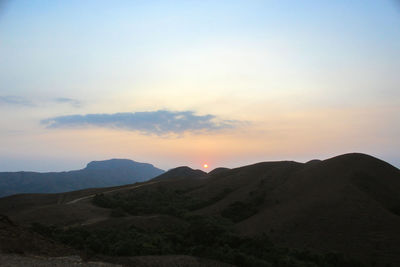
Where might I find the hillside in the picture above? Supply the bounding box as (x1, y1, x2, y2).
(0, 214, 224, 267)
(192, 153, 400, 265)
(152, 166, 207, 181)
(0, 153, 399, 266)
(0, 159, 164, 197)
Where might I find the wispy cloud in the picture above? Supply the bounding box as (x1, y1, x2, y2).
(0, 96, 83, 108)
(0, 96, 34, 106)
(41, 110, 240, 135)
(53, 97, 82, 107)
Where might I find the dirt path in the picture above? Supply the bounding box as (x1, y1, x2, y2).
(66, 181, 158, 205)
(0, 254, 121, 267)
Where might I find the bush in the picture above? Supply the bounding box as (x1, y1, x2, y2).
(110, 207, 126, 217)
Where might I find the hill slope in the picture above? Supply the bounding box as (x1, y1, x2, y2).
(1, 153, 399, 266)
(0, 159, 164, 197)
(152, 166, 206, 181)
(190, 153, 400, 265)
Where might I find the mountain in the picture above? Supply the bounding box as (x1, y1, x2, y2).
(152, 166, 206, 181)
(0, 153, 399, 266)
(0, 159, 164, 197)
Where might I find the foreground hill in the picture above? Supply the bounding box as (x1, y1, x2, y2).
(0, 214, 73, 256)
(0, 159, 164, 197)
(192, 153, 400, 265)
(0, 153, 399, 266)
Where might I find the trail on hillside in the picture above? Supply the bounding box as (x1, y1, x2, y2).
(66, 182, 159, 205)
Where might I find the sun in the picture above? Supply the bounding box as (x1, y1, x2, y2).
(203, 163, 208, 169)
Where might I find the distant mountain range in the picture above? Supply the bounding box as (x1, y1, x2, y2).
(0, 159, 164, 197)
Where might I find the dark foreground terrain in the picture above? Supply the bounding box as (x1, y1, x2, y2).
(0, 153, 399, 266)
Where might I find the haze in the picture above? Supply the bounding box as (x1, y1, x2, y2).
(0, 0, 399, 171)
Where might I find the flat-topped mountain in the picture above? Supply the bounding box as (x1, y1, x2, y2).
(86, 159, 156, 171)
(0, 159, 164, 197)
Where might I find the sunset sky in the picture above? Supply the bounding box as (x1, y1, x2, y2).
(1, 0, 399, 171)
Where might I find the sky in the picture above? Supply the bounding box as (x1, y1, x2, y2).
(0, 0, 399, 172)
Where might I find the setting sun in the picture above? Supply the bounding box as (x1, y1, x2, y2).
(203, 164, 208, 169)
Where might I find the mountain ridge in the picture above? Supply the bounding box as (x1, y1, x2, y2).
(0, 159, 164, 197)
(152, 166, 206, 181)
(85, 158, 158, 171)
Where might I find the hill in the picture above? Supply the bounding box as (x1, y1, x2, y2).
(152, 166, 206, 181)
(193, 153, 400, 265)
(0, 153, 399, 266)
(0, 159, 164, 197)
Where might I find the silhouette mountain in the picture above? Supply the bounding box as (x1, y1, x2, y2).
(153, 166, 206, 181)
(0, 159, 164, 197)
(208, 167, 230, 176)
(1, 153, 399, 266)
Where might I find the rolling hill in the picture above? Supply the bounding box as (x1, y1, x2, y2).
(0, 159, 164, 197)
(0, 153, 399, 266)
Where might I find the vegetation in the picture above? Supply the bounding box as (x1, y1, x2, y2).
(30, 185, 365, 267)
(390, 205, 400, 216)
(221, 186, 266, 222)
(31, 216, 364, 267)
(92, 185, 232, 218)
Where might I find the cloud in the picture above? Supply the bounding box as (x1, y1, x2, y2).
(0, 96, 34, 106)
(53, 97, 82, 107)
(41, 110, 240, 135)
(0, 96, 82, 108)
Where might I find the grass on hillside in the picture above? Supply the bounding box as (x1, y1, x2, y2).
(30, 185, 367, 267)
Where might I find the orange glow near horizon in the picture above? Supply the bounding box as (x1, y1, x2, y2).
(203, 164, 208, 169)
